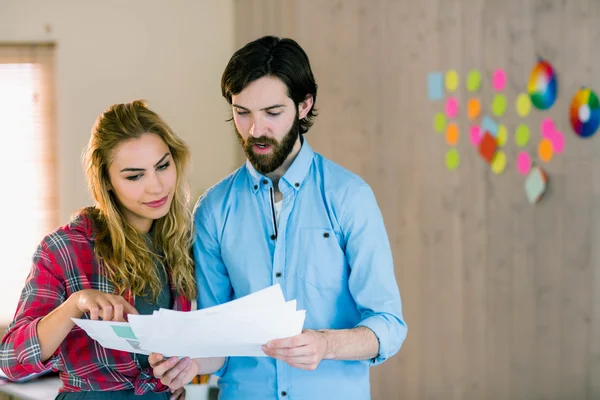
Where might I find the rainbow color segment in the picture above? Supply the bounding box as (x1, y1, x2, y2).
(569, 88, 600, 138)
(527, 60, 558, 110)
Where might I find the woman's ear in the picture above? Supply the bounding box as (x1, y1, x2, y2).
(298, 95, 314, 120)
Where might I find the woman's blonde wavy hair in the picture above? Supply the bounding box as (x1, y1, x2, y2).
(82, 99, 196, 301)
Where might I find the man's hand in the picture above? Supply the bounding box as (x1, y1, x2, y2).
(149, 353, 199, 392)
(262, 329, 331, 370)
(169, 387, 186, 400)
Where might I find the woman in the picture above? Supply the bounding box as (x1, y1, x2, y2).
(0, 100, 199, 399)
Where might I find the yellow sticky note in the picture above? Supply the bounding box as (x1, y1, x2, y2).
(497, 124, 508, 147)
(491, 151, 507, 174)
(516, 93, 532, 117)
(445, 69, 459, 92)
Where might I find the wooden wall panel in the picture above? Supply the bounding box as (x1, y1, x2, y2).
(232, 0, 600, 398)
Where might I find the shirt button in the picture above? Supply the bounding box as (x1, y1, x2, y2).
(270, 234, 276, 240)
(262, 179, 268, 185)
(323, 232, 330, 238)
(281, 391, 287, 397)
(294, 182, 300, 187)
(275, 272, 282, 278)
(253, 185, 258, 190)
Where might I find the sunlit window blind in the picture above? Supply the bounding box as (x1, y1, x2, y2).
(0, 45, 57, 326)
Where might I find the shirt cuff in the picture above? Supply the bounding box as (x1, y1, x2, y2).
(15, 317, 57, 374)
(356, 316, 390, 367)
(213, 357, 229, 377)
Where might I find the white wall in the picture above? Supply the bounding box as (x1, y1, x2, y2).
(0, 0, 238, 324)
(0, 0, 238, 223)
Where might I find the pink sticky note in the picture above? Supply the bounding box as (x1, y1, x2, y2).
(445, 96, 459, 119)
(552, 130, 565, 154)
(540, 118, 555, 138)
(516, 151, 532, 176)
(470, 125, 482, 146)
(492, 69, 506, 91)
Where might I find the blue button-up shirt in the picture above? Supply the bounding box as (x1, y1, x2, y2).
(192, 139, 407, 399)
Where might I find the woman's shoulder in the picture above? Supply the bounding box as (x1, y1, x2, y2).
(38, 207, 98, 251)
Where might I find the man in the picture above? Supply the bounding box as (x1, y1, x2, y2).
(150, 35, 407, 399)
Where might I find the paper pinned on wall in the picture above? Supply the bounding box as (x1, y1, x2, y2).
(434, 112, 446, 133)
(466, 69, 482, 92)
(470, 125, 482, 146)
(515, 124, 531, 148)
(492, 68, 507, 91)
(538, 138, 553, 162)
(496, 125, 508, 147)
(427, 72, 444, 100)
(516, 93, 532, 117)
(445, 96, 459, 118)
(491, 94, 507, 117)
(491, 151, 507, 174)
(481, 116, 499, 137)
(445, 69, 459, 92)
(516, 151, 532, 176)
(524, 166, 548, 204)
(445, 148, 460, 170)
(467, 98, 481, 120)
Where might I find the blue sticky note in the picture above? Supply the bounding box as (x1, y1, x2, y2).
(427, 72, 444, 100)
(482, 116, 499, 137)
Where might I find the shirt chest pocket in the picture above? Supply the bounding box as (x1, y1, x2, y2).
(297, 227, 347, 288)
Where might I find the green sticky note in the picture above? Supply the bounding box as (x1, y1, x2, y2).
(112, 325, 137, 340)
(515, 124, 530, 148)
(466, 69, 482, 92)
(524, 166, 548, 204)
(491, 94, 507, 117)
(445, 148, 460, 170)
(434, 112, 446, 133)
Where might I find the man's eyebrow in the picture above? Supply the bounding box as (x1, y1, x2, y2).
(232, 104, 287, 111)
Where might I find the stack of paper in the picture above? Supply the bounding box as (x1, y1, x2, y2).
(71, 284, 305, 358)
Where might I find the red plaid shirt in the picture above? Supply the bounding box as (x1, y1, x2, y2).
(0, 211, 193, 394)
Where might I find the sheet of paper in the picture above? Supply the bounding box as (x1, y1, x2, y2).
(72, 284, 306, 359)
(71, 319, 151, 355)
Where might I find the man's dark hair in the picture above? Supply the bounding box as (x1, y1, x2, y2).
(221, 35, 318, 134)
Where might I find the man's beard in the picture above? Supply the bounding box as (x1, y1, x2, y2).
(235, 114, 301, 175)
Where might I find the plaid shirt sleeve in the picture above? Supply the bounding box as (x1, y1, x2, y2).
(0, 242, 64, 380)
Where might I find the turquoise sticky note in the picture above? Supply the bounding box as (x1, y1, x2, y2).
(427, 72, 444, 100)
(111, 325, 137, 340)
(524, 166, 548, 204)
(482, 116, 499, 137)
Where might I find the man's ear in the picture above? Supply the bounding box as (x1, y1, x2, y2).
(298, 95, 314, 120)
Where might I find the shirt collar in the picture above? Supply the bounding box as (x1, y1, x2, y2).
(246, 137, 314, 193)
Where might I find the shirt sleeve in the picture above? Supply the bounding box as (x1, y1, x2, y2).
(192, 196, 233, 377)
(0, 243, 64, 380)
(340, 183, 408, 366)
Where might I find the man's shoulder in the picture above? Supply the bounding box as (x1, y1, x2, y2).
(193, 166, 246, 215)
(313, 152, 370, 192)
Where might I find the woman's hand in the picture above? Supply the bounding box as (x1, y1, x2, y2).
(71, 289, 138, 321)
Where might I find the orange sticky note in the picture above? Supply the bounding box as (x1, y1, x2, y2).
(446, 123, 459, 145)
(467, 98, 481, 121)
(538, 138, 553, 162)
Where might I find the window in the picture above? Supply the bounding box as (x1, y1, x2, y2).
(0, 44, 57, 325)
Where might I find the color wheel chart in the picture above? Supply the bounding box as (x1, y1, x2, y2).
(427, 58, 599, 205)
